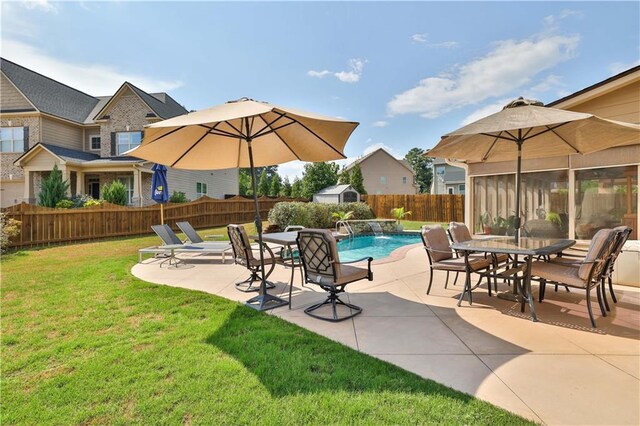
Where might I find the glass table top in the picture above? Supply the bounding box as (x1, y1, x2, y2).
(450, 237, 576, 256)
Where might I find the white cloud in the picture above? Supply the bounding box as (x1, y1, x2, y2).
(307, 70, 332, 78)
(278, 161, 306, 181)
(527, 74, 564, 94)
(411, 33, 458, 48)
(387, 33, 580, 118)
(411, 33, 428, 43)
(608, 59, 640, 76)
(2, 39, 184, 95)
(21, 0, 58, 13)
(307, 58, 366, 84)
(460, 98, 511, 126)
(372, 120, 389, 127)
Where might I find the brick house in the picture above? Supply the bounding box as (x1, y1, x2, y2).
(344, 148, 418, 195)
(0, 58, 238, 207)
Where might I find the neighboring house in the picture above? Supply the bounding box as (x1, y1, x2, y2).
(0, 58, 238, 207)
(345, 148, 418, 195)
(462, 66, 639, 285)
(431, 157, 466, 195)
(313, 184, 360, 203)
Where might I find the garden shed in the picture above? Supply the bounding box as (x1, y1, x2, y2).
(313, 184, 360, 204)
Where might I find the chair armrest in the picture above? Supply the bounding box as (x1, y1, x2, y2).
(548, 258, 604, 266)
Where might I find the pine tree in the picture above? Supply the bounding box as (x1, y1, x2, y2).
(269, 173, 282, 196)
(38, 164, 70, 207)
(349, 163, 366, 194)
(338, 166, 351, 185)
(257, 169, 270, 196)
(280, 176, 292, 197)
(291, 177, 303, 198)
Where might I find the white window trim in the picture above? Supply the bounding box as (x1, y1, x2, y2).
(0, 127, 25, 153)
(116, 131, 142, 156)
(196, 182, 208, 198)
(89, 135, 101, 151)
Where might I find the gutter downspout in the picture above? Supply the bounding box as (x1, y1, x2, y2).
(444, 159, 470, 227)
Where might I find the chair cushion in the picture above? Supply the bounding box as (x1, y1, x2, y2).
(578, 228, 613, 280)
(335, 264, 370, 285)
(421, 225, 452, 261)
(433, 256, 491, 271)
(449, 222, 472, 243)
(531, 261, 586, 288)
(248, 252, 274, 267)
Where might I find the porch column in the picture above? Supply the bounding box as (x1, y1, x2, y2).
(23, 170, 31, 203)
(76, 171, 85, 196)
(60, 166, 72, 197)
(132, 168, 142, 206)
(568, 168, 576, 240)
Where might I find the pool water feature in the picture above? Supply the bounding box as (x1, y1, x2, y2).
(337, 233, 422, 262)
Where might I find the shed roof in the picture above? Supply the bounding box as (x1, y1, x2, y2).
(315, 184, 356, 195)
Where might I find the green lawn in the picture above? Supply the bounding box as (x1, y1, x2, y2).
(1, 226, 531, 425)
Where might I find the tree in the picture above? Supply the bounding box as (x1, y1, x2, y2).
(38, 164, 70, 207)
(349, 163, 366, 194)
(102, 180, 128, 205)
(290, 177, 303, 198)
(280, 176, 292, 197)
(238, 169, 252, 196)
(269, 173, 282, 197)
(257, 169, 270, 196)
(405, 147, 433, 193)
(338, 166, 351, 185)
(300, 162, 339, 199)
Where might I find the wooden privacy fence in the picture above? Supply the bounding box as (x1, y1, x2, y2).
(2, 196, 303, 248)
(362, 194, 464, 223)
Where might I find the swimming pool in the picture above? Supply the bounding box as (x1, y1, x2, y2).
(337, 233, 422, 262)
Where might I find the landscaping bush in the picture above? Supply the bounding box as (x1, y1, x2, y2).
(169, 191, 189, 203)
(38, 165, 70, 208)
(55, 199, 74, 209)
(83, 198, 103, 207)
(70, 194, 100, 208)
(102, 181, 128, 206)
(268, 201, 374, 230)
(0, 212, 20, 252)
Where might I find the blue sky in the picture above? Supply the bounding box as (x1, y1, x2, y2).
(2, 1, 639, 179)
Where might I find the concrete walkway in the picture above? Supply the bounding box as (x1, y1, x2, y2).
(132, 245, 640, 425)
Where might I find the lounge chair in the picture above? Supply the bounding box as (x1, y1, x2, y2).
(420, 225, 493, 304)
(531, 228, 617, 327)
(296, 229, 372, 322)
(148, 224, 232, 264)
(177, 221, 219, 244)
(227, 224, 276, 292)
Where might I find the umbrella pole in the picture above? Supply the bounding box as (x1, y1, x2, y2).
(514, 134, 523, 244)
(244, 138, 288, 311)
(160, 204, 164, 225)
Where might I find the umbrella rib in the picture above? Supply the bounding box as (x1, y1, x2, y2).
(271, 125, 302, 161)
(196, 124, 243, 139)
(142, 126, 186, 146)
(545, 125, 580, 153)
(481, 132, 502, 161)
(169, 127, 213, 168)
(523, 122, 569, 140)
(253, 121, 297, 138)
(287, 118, 347, 159)
(479, 132, 517, 142)
(251, 112, 288, 138)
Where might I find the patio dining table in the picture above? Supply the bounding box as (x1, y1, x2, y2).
(450, 237, 575, 322)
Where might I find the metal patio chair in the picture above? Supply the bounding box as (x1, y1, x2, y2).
(227, 224, 276, 293)
(296, 229, 372, 322)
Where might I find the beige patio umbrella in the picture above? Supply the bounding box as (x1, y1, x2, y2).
(428, 97, 640, 242)
(128, 97, 359, 311)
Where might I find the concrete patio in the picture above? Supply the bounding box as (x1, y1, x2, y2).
(132, 245, 640, 425)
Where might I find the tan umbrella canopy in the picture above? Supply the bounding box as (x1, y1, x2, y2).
(128, 97, 359, 311)
(428, 97, 640, 241)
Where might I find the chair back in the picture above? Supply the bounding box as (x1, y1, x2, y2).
(448, 222, 472, 243)
(296, 229, 340, 283)
(606, 226, 633, 274)
(176, 221, 204, 243)
(227, 224, 255, 266)
(420, 225, 452, 262)
(151, 224, 183, 245)
(578, 228, 616, 281)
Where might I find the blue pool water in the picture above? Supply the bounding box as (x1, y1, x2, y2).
(337, 234, 422, 262)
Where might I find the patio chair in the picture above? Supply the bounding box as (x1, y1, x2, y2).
(153, 223, 231, 250)
(296, 229, 372, 322)
(420, 225, 493, 304)
(150, 224, 231, 264)
(177, 221, 215, 244)
(227, 224, 276, 292)
(448, 222, 510, 290)
(552, 226, 632, 310)
(530, 228, 617, 327)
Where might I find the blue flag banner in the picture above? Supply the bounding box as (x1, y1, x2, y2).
(151, 163, 169, 204)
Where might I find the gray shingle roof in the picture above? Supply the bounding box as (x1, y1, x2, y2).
(316, 184, 354, 195)
(126, 83, 187, 119)
(1, 57, 99, 123)
(38, 143, 142, 164)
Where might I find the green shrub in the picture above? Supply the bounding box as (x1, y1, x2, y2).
(84, 199, 102, 207)
(102, 181, 128, 206)
(169, 191, 188, 203)
(38, 165, 70, 208)
(0, 212, 21, 252)
(268, 202, 374, 230)
(55, 199, 74, 209)
(546, 212, 562, 227)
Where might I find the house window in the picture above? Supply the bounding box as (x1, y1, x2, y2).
(448, 187, 455, 195)
(116, 131, 142, 155)
(458, 184, 466, 195)
(574, 165, 637, 240)
(380, 176, 387, 184)
(0, 127, 24, 153)
(402, 176, 407, 184)
(436, 165, 445, 175)
(196, 182, 208, 198)
(89, 135, 101, 151)
(116, 175, 134, 205)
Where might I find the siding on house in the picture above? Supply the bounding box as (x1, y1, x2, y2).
(560, 80, 640, 123)
(41, 117, 83, 151)
(84, 127, 101, 152)
(0, 181, 22, 207)
(166, 168, 239, 200)
(0, 73, 33, 110)
(351, 149, 417, 195)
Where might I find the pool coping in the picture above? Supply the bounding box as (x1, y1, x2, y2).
(339, 231, 423, 265)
